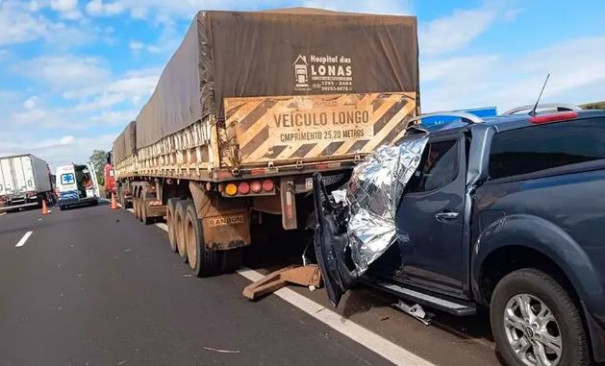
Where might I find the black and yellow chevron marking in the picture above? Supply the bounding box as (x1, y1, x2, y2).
(224, 92, 417, 165)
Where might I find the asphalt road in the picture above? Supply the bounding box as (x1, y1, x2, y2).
(0, 204, 500, 366)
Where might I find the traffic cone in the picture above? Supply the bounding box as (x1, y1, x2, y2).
(41, 200, 49, 215)
(111, 192, 118, 210)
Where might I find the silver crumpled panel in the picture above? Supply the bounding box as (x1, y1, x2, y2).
(332, 133, 429, 273)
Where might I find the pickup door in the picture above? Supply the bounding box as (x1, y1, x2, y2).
(314, 132, 469, 307)
(389, 133, 468, 298)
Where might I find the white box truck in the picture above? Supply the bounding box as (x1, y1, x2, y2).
(0, 154, 53, 212)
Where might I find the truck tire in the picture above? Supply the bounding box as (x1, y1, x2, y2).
(490, 268, 589, 366)
(220, 248, 243, 273)
(133, 198, 140, 219)
(184, 202, 220, 277)
(166, 198, 178, 252)
(141, 200, 152, 225)
(137, 198, 142, 218)
(118, 187, 127, 209)
(175, 200, 189, 262)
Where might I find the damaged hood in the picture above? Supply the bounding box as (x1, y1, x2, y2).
(313, 131, 429, 307)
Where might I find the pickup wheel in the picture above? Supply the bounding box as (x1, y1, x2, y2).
(174, 200, 189, 262)
(166, 198, 178, 252)
(184, 203, 220, 277)
(490, 268, 589, 366)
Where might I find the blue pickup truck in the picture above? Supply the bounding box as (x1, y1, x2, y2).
(314, 104, 605, 366)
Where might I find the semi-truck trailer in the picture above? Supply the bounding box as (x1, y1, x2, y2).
(113, 8, 420, 276)
(0, 154, 54, 212)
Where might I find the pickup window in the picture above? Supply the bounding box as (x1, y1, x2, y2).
(407, 140, 458, 192)
(489, 118, 605, 179)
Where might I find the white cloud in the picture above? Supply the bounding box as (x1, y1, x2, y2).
(420, 36, 605, 112)
(28, 0, 41, 12)
(129, 40, 144, 52)
(85, 0, 103, 15)
(130, 6, 146, 19)
(9, 57, 159, 130)
(84, 0, 261, 20)
(420, 6, 497, 55)
(59, 135, 75, 144)
(23, 96, 38, 109)
(0, 0, 94, 47)
(50, 0, 83, 20)
(17, 55, 111, 93)
(0, 1, 47, 46)
(146, 20, 179, 54)
(50, 0, 79, 12)
(61, 9, 83, 20)
(85, 0, 124, 16)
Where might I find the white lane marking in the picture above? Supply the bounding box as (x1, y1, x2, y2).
(15, 231, 33, 247)
(155, 223, 168, 231)
(237, 269, 435, 366)
(152, 222, 434, 366)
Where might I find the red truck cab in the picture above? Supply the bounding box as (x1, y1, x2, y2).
(104, 163, 116, 199)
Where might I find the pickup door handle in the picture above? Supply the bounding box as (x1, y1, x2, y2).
(435, 211, 459, 222)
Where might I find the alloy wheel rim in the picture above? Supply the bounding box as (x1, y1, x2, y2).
(503, 293, 562, 366)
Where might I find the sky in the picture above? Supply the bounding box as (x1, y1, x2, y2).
(0, 0, 603, 169)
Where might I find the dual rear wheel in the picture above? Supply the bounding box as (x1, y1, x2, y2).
(133, 192, 152, 225)
(167, 199, 241, 277)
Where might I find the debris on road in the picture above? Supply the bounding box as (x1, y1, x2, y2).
(392, 300, 433, 326)
(242, 265, 322, 300)
(203, 347, 240, 354)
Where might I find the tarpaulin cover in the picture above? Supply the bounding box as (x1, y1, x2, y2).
(112, 121, 136, 164)
(333, 132, 428, 273)
(135, 9, 419, 149)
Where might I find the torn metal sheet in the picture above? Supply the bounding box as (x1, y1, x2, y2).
(392, 300, 433, 326)
(333, 133, 429, 273)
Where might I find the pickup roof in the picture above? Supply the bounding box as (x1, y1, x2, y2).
(314, 105, 605, 366)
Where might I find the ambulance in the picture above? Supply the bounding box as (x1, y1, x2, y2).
(55, 163, 100, 210)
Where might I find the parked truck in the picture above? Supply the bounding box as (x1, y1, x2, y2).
(0, 154, 54, 212)
(113, 9, 420, 276)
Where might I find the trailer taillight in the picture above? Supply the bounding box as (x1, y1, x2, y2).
(262, 179, 274, 192)
(223, 179, 274, 197)
(250, 181, 262, 193)
(238, 182, 250, 195)
(225, 184, 238, 196)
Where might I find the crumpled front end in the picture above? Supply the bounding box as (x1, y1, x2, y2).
(313, 131, 429, 307)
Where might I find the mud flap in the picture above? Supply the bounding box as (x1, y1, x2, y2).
(312, 173, 359, 308)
